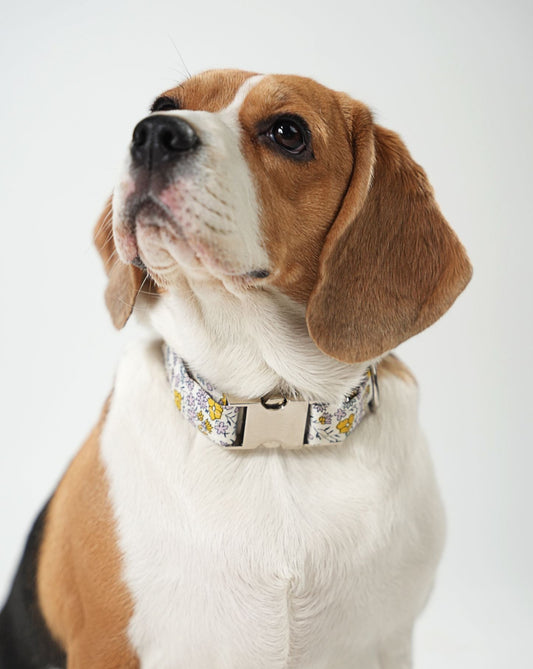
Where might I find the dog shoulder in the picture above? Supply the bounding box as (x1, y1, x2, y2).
(36, 398, 139, 667)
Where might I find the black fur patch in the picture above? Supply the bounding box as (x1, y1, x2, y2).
(0, 501, 66, 668)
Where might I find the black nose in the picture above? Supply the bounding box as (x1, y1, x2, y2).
(130, 115, 199, 169)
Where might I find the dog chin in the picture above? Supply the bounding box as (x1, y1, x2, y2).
(135, 224, 201, 277)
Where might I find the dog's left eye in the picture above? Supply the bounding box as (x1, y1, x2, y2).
(268, 117, 308, 155)
(151, 96, 181, 113)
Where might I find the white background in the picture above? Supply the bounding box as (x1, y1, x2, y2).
(1, 0, 532, 666)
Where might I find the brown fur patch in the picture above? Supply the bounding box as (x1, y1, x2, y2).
(378, 354, 417, 385)
(37, 400, 139, 668)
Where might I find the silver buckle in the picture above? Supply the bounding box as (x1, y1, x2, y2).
(225, 393, 309, 450)
(368, 364, 380, 412)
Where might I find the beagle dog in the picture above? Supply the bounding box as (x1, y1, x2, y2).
(0, 69, 471, 669)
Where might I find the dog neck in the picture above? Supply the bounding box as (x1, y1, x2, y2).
(142, 273, 375, 405)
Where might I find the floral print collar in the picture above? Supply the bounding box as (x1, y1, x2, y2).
(164, 345, 378, 450)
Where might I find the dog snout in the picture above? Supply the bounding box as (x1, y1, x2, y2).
(130, 115, 199, 169)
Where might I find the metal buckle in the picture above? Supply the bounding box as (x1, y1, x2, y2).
(225, 392, 310, 450)
(368, 364, 380, 413)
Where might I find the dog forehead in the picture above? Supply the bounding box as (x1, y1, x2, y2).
(241, 74, 341, 115)
(162, 69, 258, 112)
(161, 70, 345, 125)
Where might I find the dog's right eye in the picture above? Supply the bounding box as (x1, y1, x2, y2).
(151, 96, 181, 113)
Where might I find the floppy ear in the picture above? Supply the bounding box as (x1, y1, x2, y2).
(306, 106, 472, 363)
(93, 197, 145, 329)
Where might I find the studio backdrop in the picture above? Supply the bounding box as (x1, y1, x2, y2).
(0, 1, 531, 667)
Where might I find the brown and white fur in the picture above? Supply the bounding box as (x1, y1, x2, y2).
(0, 69, 472, 669)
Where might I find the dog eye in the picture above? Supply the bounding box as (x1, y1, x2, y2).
(268, 117, 308, 155)
(151, 96, 180, 113)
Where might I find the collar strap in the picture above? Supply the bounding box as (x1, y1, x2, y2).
(164, 345, 379, 450)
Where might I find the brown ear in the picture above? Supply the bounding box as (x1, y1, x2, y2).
(306, 113, 472, 363)
(93, 197, 144, 329)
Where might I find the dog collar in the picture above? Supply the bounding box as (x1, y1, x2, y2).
(164, 345, 379, 450)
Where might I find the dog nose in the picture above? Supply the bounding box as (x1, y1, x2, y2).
(130, 115, 199, 169)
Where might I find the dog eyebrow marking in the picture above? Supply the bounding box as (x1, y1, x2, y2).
(217, 74, 266, 135)
(222, 74, 265, 116)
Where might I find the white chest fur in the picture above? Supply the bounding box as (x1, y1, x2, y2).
(100, 340, 445, 669)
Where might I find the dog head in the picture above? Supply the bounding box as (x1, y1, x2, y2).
(95, 69, 471, 365)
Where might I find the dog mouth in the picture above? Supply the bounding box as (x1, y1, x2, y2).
(116, 188, 270, 286)
(127, 195, 184, 236)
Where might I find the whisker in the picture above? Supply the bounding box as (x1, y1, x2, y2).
(94, 216, 110, 238)
(203, 220, 231, 235)
(136, 271, 151, 299)
(204, 185, 230, 208)
(188, 193, 232, 226)
(168, 36, 191, 80)
(107, 254, 125, 274)
(107, 248, 119, 265)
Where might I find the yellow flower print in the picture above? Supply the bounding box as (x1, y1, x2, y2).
(208, 397, 223, 421)
(204, 419, 213, 433)
(197, 410, 204, 421)
(318, 415, 327, 425)
(336, 413, 355, 434)
(173, 390, 182, 410)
